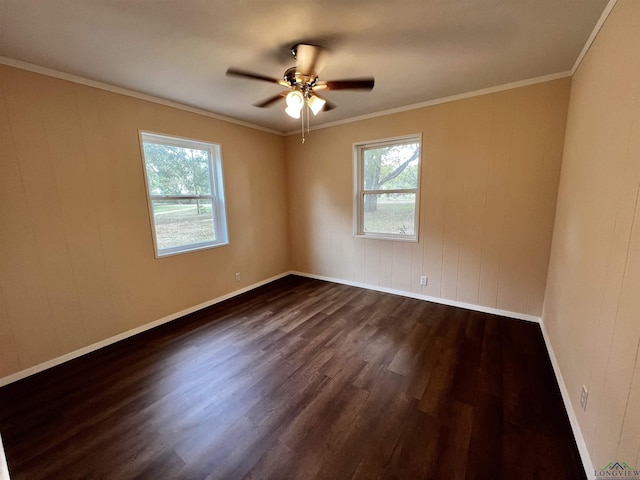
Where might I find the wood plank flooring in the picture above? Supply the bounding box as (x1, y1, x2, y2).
(0, 275, 586, 479)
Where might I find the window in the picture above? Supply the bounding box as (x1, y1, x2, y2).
(140, 132, 229, 257)
(354, 134, 422, 241)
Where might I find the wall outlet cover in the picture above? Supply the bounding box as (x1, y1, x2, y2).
(580, 385, 588, 411)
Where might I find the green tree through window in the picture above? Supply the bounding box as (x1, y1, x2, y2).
(140, 132, 229, 257)
(355, 135, 421, 241)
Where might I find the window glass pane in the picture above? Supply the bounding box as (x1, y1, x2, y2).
(152, 199, 215, 251)
(363, 193, 416, 235)
(363, 142, 419, 190)
(142, 143, 212, 196)
(141, 132, 228, 257)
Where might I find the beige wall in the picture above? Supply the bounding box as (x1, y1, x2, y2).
(286, 78, 570, 317)
(2, 5, 636, 468)
(0, 65, 290, 378)
(543, 0, 640, 469)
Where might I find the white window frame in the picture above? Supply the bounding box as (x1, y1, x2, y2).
(353, 134, 422, 242)
(139, 131, 229, 257)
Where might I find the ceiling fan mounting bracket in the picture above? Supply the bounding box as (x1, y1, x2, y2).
(291, 43, 319, 60)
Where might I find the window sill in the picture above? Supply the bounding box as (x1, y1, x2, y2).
(354, 233, 418, 242)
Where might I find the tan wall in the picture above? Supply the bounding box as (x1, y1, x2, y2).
(0, 65, 290, 378)
(286, 78, 570, 317)
(543, 0, 640, 469)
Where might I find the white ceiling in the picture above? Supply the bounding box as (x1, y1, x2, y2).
(0, 0, 610, 133)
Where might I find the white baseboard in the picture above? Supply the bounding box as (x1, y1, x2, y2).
(0, 434, 9, 480)
(290, 271, 541, 323)
(292, 270, 592, 478)
(539, 319, 594, 479)
(0, 272, 290, 388)
(0, 269, 592, 479)
(0, 270, 539, 387)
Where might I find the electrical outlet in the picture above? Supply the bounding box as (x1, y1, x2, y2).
(235, 272, 241, 282)
(580, 385, 588, 411)
(420, 275, 428, 286)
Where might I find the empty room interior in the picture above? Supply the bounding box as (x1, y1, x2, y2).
(1, 0, 639, 478)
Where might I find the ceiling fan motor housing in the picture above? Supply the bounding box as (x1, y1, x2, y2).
(284, 67, 318, 89)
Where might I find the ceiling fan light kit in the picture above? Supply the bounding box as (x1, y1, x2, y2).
(284, 90, 325, 119)
(285, 90, 304, 118)
(307, 94, 326, 116)
(227, 43, 374, 142)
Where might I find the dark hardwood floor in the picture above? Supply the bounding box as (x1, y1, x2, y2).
(0, 275, 585, 479)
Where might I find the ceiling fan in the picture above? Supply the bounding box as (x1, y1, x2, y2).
(226, 43, 375, 119)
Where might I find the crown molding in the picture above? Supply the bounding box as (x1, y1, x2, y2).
(571, 0, 618, 76)
(1, 0, 613, 143)
(284, 70, 572, 136)
(0, 56, 282, 136)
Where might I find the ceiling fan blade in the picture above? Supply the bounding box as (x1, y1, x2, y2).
(226, 68, 287, 86)
(315, 78, 375, 91)
(294, 43, 327, 76)
(311, 93, 336, 112)
(323, 100, 336, 112)
(253, 92, 288, 108)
